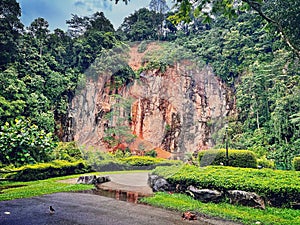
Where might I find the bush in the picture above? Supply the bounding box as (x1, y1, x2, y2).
(119, 156, 175, 166)
(53, 142, 84, 162)
(152, 165, 300, 208)
(6, 160, 91, 181)
(0, 118, 56, 166)
(257, 156, 275, 169)
(198, 149, 257, 168)
(84, 152, 182, 171)
(145, 149, 158, 158)
(137, 41, 148, 53)
(293, 157, 300, 171)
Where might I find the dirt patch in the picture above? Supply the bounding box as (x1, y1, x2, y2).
(128, 42, 161, 71)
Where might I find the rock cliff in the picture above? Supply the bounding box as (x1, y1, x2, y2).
(64, 43, 231, 158)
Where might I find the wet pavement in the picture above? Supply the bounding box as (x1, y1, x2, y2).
(0, 172, 241, 225)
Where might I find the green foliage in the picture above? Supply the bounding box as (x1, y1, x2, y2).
(0, 119, 56, 166)
(137, 41, 148, 53)
(153, 165, 300, 207)
(293, 157, 300, 171)
(118, 8, 164, 41)
(6, 160, 91, 181)
(140, 192, 300, 225)
(103, 94, 136, 148)
(145, 149, 158, 158)
(257, 156, 275, 169)
(52, 142, 84, 162)
(198, 149, 257, 168)
(83, 151, 181, 171)
(118, 156, 165, 166)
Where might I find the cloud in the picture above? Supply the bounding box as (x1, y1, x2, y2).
(73, 0, 112, 12)
(74, 1, 86, 8)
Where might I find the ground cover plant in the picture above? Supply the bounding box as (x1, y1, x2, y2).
(152, 165, 300, 208)
(140, 192, 300, 225)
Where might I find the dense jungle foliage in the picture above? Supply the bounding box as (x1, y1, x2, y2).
(0, 0, 299, 169)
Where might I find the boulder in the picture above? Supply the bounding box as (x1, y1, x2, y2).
(147, 174, 159, 187)
(187, 186, 223, 203)
(76, 175, 110, 185)
(96, 176, 111, 184)
(77, 175, 97, 184)
(148, 174, 170, 192)
(227, 190, 265, 210)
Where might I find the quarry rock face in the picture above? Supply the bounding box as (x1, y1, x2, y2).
(64, 44, 230, 158)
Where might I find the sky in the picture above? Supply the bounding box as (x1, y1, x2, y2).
(17, 0, 174, 31)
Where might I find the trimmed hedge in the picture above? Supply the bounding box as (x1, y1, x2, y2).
(152, 165, 300, 208)
(6, 160, 91, 181)
(198, 149, 257, 168)
(293, 157, 300, 171)
(86, 155, 182, 171)
(118, 156, 166, 166)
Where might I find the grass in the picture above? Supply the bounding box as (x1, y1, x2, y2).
(152, 165, 300, 207)
(0, 170, 149, 201)
(140, 192, 300, 225)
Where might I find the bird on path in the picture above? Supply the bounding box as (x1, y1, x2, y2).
(49, 206, 55, 214)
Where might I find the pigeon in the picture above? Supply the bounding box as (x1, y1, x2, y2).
(49, 206, 55, 214)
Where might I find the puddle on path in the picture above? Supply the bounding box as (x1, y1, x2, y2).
(78, 188, 149, 204)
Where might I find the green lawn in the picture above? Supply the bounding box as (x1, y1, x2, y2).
(140, 192, 300, 225)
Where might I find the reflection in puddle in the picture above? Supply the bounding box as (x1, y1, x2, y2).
(79, 188, 148, 204)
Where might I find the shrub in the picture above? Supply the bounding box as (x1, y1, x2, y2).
(84, 153, 182, 171)
(137, 41, 148, 53)
(53, 142, 84, 162)
(118, 156, 170, 166)
(257, 156, 275, 169)
(6, 160, 91, 181)
(152, 165, 300, 208)
(145, 149, 158, 158)
(0, 118, 56, 166)
(198, 149, 257, 168)
(293, 157, 300, 171)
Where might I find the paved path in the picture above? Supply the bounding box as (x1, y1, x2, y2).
(0, 172, 241, 225)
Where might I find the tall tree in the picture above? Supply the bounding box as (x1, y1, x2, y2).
(149, 0, 169, 14)
(118, 8, 164, 41)
(169, 0, 300, 57)
(0, 0, 23, 69)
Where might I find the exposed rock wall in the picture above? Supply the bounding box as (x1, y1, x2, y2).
(64, 46, 230, 157)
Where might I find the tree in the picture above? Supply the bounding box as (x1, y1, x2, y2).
(0, 0, 23, 69)
(66, 14, 90, 38)
(149, 0, 169, 14)
(118, 8, 164, 41)
(113, 0, 300, 57)
(28, 17, 50, 56)
(169, 0, 300, 57)
(103, 95, 135, 148)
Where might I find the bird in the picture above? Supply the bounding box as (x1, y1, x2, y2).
(49, 206, 55, 214)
